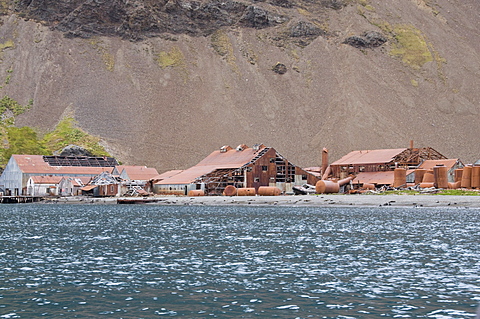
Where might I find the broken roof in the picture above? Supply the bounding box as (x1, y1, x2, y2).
(331, 148, 407, 166)
(418, 159, 461, 171)
(156, 145, 267, 185)
(11, 155, 114, 175)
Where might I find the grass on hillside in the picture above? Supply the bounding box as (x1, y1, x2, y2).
(390, 24, 433, 69)
(0, 97, 110, 167)
(42, 117, 110, 157)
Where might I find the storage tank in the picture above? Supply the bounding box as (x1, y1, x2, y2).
(461, 166, 472, 188)
(433, 165, 448, 189)
(316, 180, 340, 194)
(414, 169, 427, 185)
(362, 183, 375, 191)
(454, 169, 463, 183)
(257, 186, 282, 196)
(237, 188, 256, 196)
(419, 182, 435, 188)
(471, 166, 480, 189)
(422, 170, 435, 183)
(393, 168, 407, 188)
(448, 182, 461, 189)
(188, 190, 205, 196)
(223, 185, 237, 196)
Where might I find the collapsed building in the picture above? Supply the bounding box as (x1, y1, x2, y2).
(154, 144, 320, 196)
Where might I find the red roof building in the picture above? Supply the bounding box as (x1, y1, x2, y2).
(329, 147, 447, 180)
(0, 155, 116, 196)
(155, 144, 320, 195)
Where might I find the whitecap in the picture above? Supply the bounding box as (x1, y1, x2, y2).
(276, 304, 299, 310)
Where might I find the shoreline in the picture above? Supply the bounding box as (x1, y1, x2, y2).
(46, 194, 480, 208)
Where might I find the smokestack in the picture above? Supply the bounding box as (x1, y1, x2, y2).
(321, 148, 328, 176)
(410, 140, 414, 149)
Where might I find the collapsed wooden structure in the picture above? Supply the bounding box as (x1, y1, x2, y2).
(154, 144, 320, 195)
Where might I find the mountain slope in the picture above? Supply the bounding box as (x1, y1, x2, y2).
(1, 0, 479, 171)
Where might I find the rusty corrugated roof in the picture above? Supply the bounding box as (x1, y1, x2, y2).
(13, 155, 114, 175)
(80, 185, 98, 191)
(30, 175, 63, 184)
(156, 146, 266, 185)
(152, 170, 183, 181)
(418, 159, 460, 170)
(116, 165, 159, 181)
(352, 171, 396, 185)
(331, 148, 407, 166)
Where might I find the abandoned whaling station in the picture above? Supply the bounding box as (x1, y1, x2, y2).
(0, 141, 479, 203)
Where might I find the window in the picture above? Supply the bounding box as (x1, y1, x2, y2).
(254, 177, 260, 182)
(262, 166, 268, 171)
(302, 174, 307, 180)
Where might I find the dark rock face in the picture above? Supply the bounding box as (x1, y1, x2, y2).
(239, 5, 288, 28)
(321, 0, 348, 10)
(344, 31, 387, 48)
(289, 21, 324, 38)
(58, 145, 93, 157)
(10, 0, 357, 40)
(272, 63, 287, 74)
(12, 0, 289, 39)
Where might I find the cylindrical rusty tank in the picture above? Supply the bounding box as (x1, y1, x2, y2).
(461, 166, 472, 188)
(257, 186, 281, 196)
(419, 182, 435, 188)
(448, 181, 461, 189)
(237, 188, 256, 196)
(414, 169, 427, 185)
(393, 168, 407, 188)
(471, 166, 480, 189)
(454, 169, 463, 183)
(188, 190, 205, 196)
(223, 185, 237, 196)
(316, 180, 340, 194)
(422, 170, 435, 183)
(362, 183, 375, 190)
(433, 165, 448, 189)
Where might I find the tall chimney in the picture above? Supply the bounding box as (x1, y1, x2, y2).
(410, 140, 414, 149)
(321, 148, 329, 176)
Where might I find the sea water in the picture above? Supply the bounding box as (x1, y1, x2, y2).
(0, 204, 479, 318)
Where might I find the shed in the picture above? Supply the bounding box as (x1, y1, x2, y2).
(26, 175, 63, 196)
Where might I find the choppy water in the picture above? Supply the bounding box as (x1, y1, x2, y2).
(0, 204, 479, 318)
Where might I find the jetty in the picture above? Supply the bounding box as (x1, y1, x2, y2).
(0, 196, 44, 204)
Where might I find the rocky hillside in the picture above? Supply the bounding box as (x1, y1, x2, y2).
(0, 0, 479, 171)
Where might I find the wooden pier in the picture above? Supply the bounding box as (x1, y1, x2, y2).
(0, 196, 44, 204)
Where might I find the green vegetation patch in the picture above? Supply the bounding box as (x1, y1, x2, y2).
(156, 46, 186, 69)
(88, 38, 115, 71)
(390, 24, 433, 69)
(0, 95, 32, 116)
(435, 189, 479, 196)
(0, 96, 110, 167)
(0, 40, 14, 51)
(1, 127, 48, 164)
(42, 117, 110, 157)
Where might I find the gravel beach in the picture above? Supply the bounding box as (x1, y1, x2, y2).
(52, 194, 480, 208)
